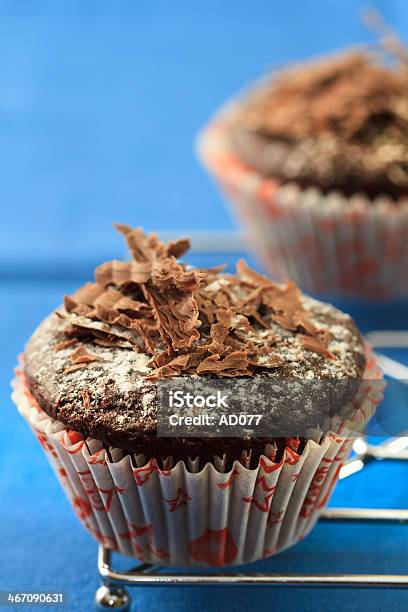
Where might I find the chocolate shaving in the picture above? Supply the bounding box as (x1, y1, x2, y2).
(236, 259, 272, 286)
(320, 328, 330, 348)
(54, 338, 78, 352)
(216, 308, 233, 329)
(115, 224, 190, 262)
(145, 286, 200, 350)
(196, 351, 250, 375)
(206, 323, 230, 355)
(60, 225, 336, 380)
(70, 346, 99, 365)
(81, 387, 91, 409)
(95, 260, 152, 287)
(299, 334, 334, 360)
(167, 238, 191, 258)
(64, 295, 91, 317)
(196, 291, 217, 325)
(146, 355, 190, 380)
(60, 311, 143, 348)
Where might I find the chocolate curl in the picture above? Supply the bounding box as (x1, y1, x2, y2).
(196, 351, 250, 375)
(95, 260, 152, 286)
(149, 260, 206, 293)
(145, 287, 200, 351)
(263, 281, 302, 311)
(64, 295, 92, 317)
(236, 259, 272, 286)
(115, 224, 191, 262)
(205, 323, 230, 355)
(70, 346, 99, 364)
(60, 311, 141, 348)
(146, 355, 190, 380)
(114, 224, 205, 352)
(54, 338, 78, 352)
(237, 261, 318, 333)
(216, 308, 233, 329)
(299, 334, 335, 360)
(69, 282, 106, 305)
(196, 290, 217, 325)
(115, 224, 165, 261)
(68, 283, 149, 316)
(167, 238, 191, 258)
(63, 346, 99, 373)
(63, 281, 158, 354)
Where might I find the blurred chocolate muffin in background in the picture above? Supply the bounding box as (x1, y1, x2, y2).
(198, 42, 408, 297)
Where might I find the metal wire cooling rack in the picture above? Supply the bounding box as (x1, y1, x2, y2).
(94, 332, 408, 611)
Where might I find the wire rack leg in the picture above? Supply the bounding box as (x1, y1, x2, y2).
(94, 583, 131, 611)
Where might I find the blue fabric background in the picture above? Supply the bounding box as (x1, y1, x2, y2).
(1, 1, 408, 611)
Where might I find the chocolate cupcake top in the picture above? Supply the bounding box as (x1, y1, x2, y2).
(24, 226, 366, 459)
(229, 50, 408, 199)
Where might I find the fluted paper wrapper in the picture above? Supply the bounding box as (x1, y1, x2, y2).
(198, 115, 408, 298)
(12, 356, 383, 567)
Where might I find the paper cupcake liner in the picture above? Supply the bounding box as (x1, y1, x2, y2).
(11, 355, 383, 568)
(197, 116, 408, 298)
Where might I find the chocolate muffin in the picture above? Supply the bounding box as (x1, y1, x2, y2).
(15, 225, 383, 566)
(198, 47, 408, 297)
(229, 51, 408, 199)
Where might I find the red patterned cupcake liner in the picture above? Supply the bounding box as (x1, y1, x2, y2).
(12, 355, 384, 567)
(198, 116, 408, 298)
